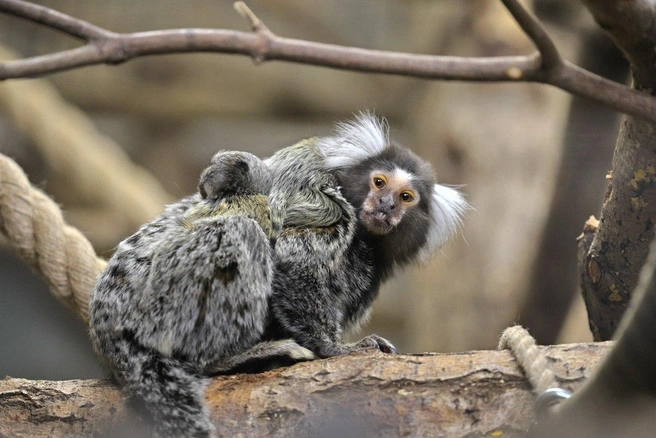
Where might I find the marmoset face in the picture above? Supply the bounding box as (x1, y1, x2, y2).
(359, 168, 420, 235)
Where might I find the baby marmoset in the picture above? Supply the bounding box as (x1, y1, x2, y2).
(89, 151, 311, 437)
(88, 114, 468, 437)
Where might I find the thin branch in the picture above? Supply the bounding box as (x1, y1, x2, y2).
(0, 0, 114, 41)
(234, 1, 270, 34)
(0, 0, 655, 124)
(0, 24, 544, 80)
(501, 0, 561, 69)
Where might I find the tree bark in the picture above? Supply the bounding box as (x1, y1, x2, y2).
(579, 0, 656, 340)
(0, 343, 609, 437)
(518, 27, 624, 345)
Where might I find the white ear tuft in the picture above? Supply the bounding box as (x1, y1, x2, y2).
(418, 184, 469, 263)
(319, 111, 389, 170)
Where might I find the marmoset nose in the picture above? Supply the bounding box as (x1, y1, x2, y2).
(378, 196, 396, 211)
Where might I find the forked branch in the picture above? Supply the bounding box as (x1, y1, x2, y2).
(0, 0, 654, 123)
(501, 0, 561, 69)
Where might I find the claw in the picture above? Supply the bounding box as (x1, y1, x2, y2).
(356, 334, 397, 354)
(316, 334, 398, 358)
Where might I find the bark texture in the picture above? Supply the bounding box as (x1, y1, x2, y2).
(579, 0, 656, 340)
(0, 343, 609, 437)
(519, 27, 624, 344)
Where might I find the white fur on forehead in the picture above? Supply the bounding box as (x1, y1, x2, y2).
(319, 112, 389, 170)
(418, 184, 469, 263)
(392, 168, 414, 186)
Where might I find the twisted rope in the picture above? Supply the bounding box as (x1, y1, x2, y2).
(0, 152, 106, 322)
(498, 325, 558, 394)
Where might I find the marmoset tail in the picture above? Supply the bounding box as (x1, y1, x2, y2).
(265, 113, 469, 358)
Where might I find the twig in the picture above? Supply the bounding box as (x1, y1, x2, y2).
(0, 0, 655, 123)
(501, 0, 561, 69)
(234, 1, 270, 34)
(0, 0, 114, 41)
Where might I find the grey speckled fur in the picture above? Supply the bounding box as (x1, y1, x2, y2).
(88, 115, 467, 437)
(265, 113, 468, 357)
(89, 152, 312, 438)
(265, 138, 386, 356)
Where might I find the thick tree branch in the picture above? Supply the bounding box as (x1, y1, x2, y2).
(0, 344, 610, 437)
(578, 0, 656, 340)
(518, 30, 626, 345)
(532, 234, 656, 437)
(0, 0, 655, 124)
(582, 0, 656, 90)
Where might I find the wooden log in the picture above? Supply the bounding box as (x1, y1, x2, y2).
(0, 342, 610, 437)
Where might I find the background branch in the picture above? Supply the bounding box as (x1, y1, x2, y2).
(578, 0, 656, 340)
(0, 0, 113, 40)
(501, 0, 561, 68)
(0, 0, 654, 124)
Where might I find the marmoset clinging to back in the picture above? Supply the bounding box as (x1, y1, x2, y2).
(265, 112, 469, 357)
(88, 151, 312, 437)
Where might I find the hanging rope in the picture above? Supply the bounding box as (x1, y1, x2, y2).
(0, 152, 105, 322)
(498, 325, 558, 394)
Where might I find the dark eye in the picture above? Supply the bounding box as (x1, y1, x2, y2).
(373, 176, 387, 189)
(400, 191, 415, 203)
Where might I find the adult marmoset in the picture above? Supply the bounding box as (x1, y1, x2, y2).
(265, 113, 469, 357)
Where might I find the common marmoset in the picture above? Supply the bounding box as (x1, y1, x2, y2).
(265, 113, 468, 357)
(89, 115, 468, 437)
(89, 151, 312, 437)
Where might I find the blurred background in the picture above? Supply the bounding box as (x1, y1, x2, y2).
(0, 0, 628, 380)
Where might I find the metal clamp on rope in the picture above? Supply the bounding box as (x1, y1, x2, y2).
(535, 387, 572, 420)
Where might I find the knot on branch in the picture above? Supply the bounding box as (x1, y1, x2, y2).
(0, 152, 106, 321)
